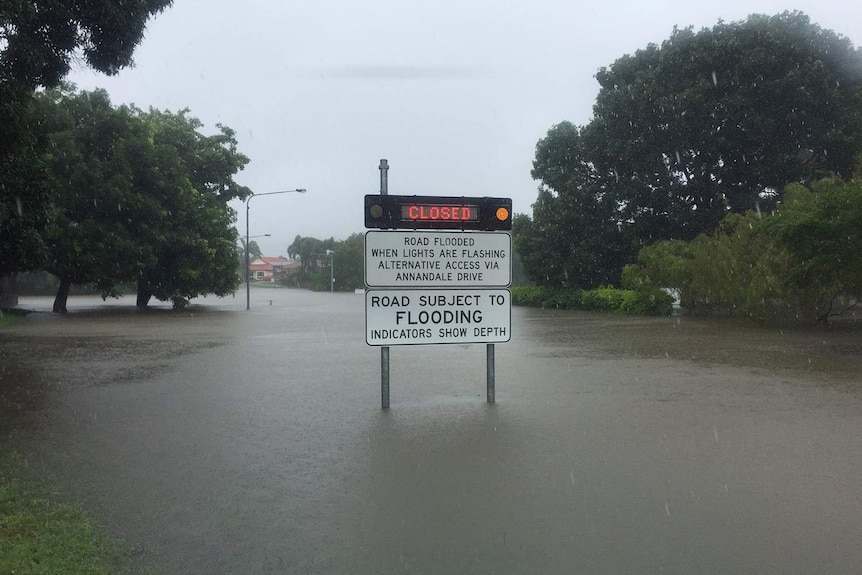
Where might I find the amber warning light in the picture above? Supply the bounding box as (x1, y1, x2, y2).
(365, 195, 512, 230)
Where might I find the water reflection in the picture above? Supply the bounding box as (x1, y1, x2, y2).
(520, 309, 862, 384)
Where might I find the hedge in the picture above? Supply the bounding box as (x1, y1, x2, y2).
(509, 285, 673, 316)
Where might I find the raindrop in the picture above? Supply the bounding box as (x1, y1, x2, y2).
(712, 71, 718, 86)
(665, 501, 671, 516)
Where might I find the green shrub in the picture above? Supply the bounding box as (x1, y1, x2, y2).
(581, 286, 625, 311)
(621, 289, 675, 315)
(509, 285, 672, 315)
(509, 285, 547, 306)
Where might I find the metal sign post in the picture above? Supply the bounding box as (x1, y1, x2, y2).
(487, 343, 495, 404)
(379, 159, 390, 409)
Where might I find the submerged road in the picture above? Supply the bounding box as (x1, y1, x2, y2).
(2, 288, 861, 574)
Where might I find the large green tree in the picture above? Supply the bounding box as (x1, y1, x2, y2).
(25, 87, 250, 311)
(331, 233, 364, 291)
(32, 88, 156, 312)
(523, 11, 862, 289)
(520, 121, 632, 287)
(134, 109, 250, 308)
(593, 11, 862, 238)
(1, 0, 172, 278)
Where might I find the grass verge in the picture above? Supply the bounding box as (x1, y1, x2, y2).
(0, 309, 28, 330)
(0, 453, 153, 575)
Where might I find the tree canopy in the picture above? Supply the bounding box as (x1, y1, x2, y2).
(133, 108, 249, 308)
(33, 88, 155, 311)
(520, 12, 862, 289)
(1, 0, 172, 90)
(517, 122, 630, 287)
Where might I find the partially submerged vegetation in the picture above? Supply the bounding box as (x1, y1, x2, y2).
(514, 13, 862, 326)
(623, 177, 862, 323)
(0, 309, 28, 330)
(0, 454, 153, 575)
(510, 285, 674, 316)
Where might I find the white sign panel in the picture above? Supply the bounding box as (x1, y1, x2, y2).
(365, 231, 511, 288)
(366, 289, 511, 346)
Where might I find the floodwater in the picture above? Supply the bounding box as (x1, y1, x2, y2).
(2, 289, 861, 574)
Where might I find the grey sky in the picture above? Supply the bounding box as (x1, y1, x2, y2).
(67, 0, 862, 257)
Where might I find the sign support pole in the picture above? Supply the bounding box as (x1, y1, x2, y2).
(381, 347, 390, 409)
(379, 159, 390, 409)
(486, 344, 495, 404)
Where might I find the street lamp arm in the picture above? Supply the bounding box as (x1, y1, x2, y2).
(246, 188, 307, 207)
(245, 188, 307, 310)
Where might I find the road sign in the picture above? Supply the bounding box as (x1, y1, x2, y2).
(365, 230, 511, 288)
(366, 289, 511, 346)
(364, 195, 512, 230)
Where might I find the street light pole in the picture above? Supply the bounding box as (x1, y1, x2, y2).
(243, 234, 270, 284)
(326, 249, 335, 292)
(246, 188, 306, 310)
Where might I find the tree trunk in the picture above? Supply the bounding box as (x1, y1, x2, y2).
(136, 281, 151, 308)
(0, 275, 18, 308)
(53, 276, 72, 313)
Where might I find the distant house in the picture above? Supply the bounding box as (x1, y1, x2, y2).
(249, 256, 300, 282)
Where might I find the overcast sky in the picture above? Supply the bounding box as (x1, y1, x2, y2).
(67, 0, 861, 257)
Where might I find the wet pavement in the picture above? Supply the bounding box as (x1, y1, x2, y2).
(2, 289, 861, 574)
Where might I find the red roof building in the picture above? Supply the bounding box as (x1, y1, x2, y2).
(248, 256, 300, 282)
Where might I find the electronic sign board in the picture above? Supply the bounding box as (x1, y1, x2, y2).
(365, 195, 512, 230)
